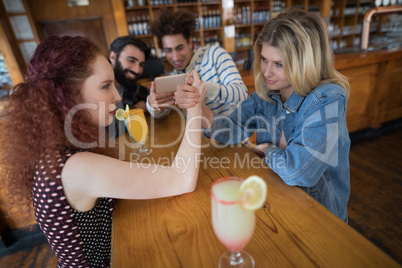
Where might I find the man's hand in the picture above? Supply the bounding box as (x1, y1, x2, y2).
(148, 81, 175, 111)
(174, 71, 207, 109)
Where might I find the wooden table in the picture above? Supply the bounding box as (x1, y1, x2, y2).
(111, 110, 399, 267)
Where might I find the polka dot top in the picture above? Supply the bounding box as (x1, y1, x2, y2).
(32, 149, 116, 267)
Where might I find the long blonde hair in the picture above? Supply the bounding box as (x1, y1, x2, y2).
(253, 9, 350, 102)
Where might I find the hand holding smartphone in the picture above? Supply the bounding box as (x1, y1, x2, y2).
(154, 73, 187, 94)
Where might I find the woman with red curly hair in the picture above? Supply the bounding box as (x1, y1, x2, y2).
(0, 36, 205, 267)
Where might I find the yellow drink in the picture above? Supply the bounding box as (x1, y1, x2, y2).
(126, 109, 148, 144)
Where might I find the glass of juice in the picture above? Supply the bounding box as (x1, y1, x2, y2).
(211, 177, 255, 267)
(125, 108, 152, 156)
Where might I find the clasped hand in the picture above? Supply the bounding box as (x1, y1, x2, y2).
(174, 70, 207, 109)
(148, 71, 207, 111)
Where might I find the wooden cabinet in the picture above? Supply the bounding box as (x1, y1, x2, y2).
(121, 0, 333, 57)
(119, 0, 334, 66)
(236, 0, 402, 54)
(328, 0, 402, 52)
(378, 57, 402, 124)
(119, 0, 402, 62)
(124, 0, 224, 59)
(333, 48, 402, 132)
(232, 0, 332, 59)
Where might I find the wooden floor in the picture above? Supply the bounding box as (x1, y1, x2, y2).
(0, 129, 401, 267)
(0, 243, 57, 267)
(348, 128, 402, 264)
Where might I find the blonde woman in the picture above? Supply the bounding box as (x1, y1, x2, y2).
(175, 9, 351, 222)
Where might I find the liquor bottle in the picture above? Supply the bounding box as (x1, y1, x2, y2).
(203, 10, 208, 29)
(195, 13, 199, 29)
(132, 16, 138, 35)
(208, 10, 213, 28)
(246, 6, 251, 25)
(142, 15, 148, 35)
(242, 6, 247, 25)
(127, 0, 134, 8)
(236, 8, 242, 25)
(128, 17, 133, 35)
(137, 16, 143, 35)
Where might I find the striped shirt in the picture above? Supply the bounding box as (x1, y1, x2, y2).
(147, 45, 248, 118)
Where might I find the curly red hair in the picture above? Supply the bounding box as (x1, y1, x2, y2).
(0, 36, 113, 217)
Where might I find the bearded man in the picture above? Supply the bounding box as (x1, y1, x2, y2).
(108, 36, 150, 137)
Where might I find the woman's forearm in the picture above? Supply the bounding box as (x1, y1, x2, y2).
(171, 104, 202, 193)
(201, 103, 214, 129)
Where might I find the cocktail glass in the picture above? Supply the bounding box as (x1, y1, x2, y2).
(211, 177, 256, 268)
(125, 108, 152, 156)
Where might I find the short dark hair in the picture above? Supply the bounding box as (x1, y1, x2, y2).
(149, 8, 195, 45)
(110, 36, 151, 60)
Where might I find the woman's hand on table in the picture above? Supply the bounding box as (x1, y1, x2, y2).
(252, 143, 272, 157)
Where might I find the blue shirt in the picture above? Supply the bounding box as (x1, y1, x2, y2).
(203, 83, 351, 221)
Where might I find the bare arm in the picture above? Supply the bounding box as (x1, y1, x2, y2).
(200, 103, 214, 129)
(62, 71, 204, 211)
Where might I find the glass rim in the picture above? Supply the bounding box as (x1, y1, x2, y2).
(210, 176, 244, 205)
(128, 108, 144, 115)
(126, 108, 145, 122)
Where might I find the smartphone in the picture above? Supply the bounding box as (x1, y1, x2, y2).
(154, 73, 187, 94)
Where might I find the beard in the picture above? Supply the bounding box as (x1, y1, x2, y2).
(113, 59, 140, 88)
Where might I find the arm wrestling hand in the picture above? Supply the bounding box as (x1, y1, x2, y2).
(174, 70, 207, 109)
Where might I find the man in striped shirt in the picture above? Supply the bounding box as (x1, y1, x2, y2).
(146, 8, 248, 119)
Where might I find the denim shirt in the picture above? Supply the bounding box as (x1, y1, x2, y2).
(203, 83, 351, 221)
